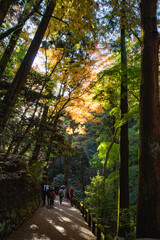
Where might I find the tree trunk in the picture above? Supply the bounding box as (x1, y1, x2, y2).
(4, 138, 15, 159)
(63, 122, 73, 186)
(0, 0, 12, 27)
(0, 0, 43, 40)
(117, 2, 129, 236)
(0, 0, 56, 133)
(52, 157, 55, 180)
(0, 22, 23, 76)
(63, 156, 69, 186)
(59, 156, 62, 173)
(0, 0, 43, 76)
(29, 105, 49, 165)
(136, 0, 160, 238)
(80, 156, 85, 199)
(19, 143, 31, 157)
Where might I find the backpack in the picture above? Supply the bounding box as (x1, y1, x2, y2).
(50, 190, 56, 200)
(58, 189, 64, 197)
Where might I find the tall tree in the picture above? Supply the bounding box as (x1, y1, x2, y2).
(63, 121, 73, 186)
(117, 0, 129, 237)
(0, 0, 57, 133)
(136, 0, 160, 238)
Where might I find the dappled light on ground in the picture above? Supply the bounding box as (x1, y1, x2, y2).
(33, 234, 51, 240)
(57, 216, 72, 223)
(30, 224, 39, 230)
(52, 225, 66, 235)
(6, 196, 96, 240)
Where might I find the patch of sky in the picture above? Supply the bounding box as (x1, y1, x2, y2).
(158, 3, 160, 33)
(33, 50, 46, 73)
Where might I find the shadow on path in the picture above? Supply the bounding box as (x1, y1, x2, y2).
(6, 196, 96, 240)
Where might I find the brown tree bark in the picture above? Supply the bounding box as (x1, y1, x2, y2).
(0, 0, 56, 133)
(117, 1, 129, 236)
(80, 156, 85, 198)
(0, 0, 43, 76)
(136, 0, 160, 238)
(0, 27, 23, 73)
(52, 157, 55, 180)
(0, 0, 43, 41)
(119, 27, 129, 211)
(59, 156, 62, 173)
(63, 156, 69, 186)
(63, 128, 72, 186)
(0, 0, 12, 27)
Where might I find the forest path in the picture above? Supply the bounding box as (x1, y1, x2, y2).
(6, 196, 96, 240)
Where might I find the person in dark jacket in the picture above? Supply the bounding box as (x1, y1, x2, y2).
(46, 186, 51, 206)
(42, 185, 47, 206)
(50, 187, 56, 206)
(66, 188, 70, 202)
(69, 187, 74, 206)
(54, 185, 59, 195)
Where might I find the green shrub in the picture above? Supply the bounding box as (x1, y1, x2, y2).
(85, 173, 117, 234)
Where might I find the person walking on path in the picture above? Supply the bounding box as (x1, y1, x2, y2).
(58, 187, 64, 204)
(42, 185, 47, 206)
(46, 186, 51, 206)
(69, 186, 74, 206)
(49, 187, 56, 206)
(66, 187, 70, 202)
(6, 194, 97, 240)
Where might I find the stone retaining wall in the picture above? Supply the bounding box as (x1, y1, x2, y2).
(0, 193, 41, 240)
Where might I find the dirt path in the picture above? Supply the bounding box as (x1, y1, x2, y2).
(6, 196, 96, 240)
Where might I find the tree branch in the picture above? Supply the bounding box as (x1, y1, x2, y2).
(128, 89, 140, 102)
(37, 10, 69, 25)
(102, 127, 119, 178)
(130, 29, 142, 44)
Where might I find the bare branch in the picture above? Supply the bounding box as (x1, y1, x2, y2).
(130, 29, 142, 44)
(37, 10, 69, 25)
